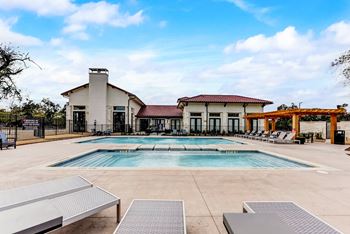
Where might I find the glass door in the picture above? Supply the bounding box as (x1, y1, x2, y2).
(113, 112, 125, 132)
(73, 111, 86, 132)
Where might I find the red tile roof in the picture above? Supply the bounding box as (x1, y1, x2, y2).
(177, 94, 273, 104)
(136, 105, 183, 118)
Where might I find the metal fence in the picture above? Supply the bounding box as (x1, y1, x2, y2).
(0, 113, 71, 141)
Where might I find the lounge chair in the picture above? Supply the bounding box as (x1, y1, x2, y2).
(0, 176, 121, 233)
(261, 131, 279, 142)
(254, 131, 269, 140)
(223, 213, 295, 234)
(244, 130, 256, 138)
(272, 132, 301, 144)
(0, 132, 16, 150)
(268, 131, 287, 143)
(248, 130, 261, 139)
(114, 199, 186, 234)
(242, 201, 342, 234)
(0, 176, 92, 211)
(235, 131, 249, 138)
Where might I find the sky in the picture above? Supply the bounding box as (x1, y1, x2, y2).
(0, 0, 350, 111)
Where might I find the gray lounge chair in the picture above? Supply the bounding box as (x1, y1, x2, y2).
(114, 199, 186, 234)
(0, 176, 92, 211)
(0, 176, 121, 233)
(223, 213, 295, 234)
(273, 132, 301, 144)
(243, 201, 342, 234)
(0, 132, 16, 150)
(268, 131, 287, 143)
(261, 131, 279, 142)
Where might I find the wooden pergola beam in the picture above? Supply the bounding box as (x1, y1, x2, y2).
(245, 108, 346, 119)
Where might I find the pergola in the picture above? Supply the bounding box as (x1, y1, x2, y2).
(245, 108, 347, 144)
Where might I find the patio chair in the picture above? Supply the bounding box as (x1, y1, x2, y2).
(0, 187, 120, 233)
(242, 201, 342, 234)
(0, 176, 92, 211)
(223, 213, 295, 234)
(114, 199, 186, 234)
(255, 131, 269, 140)
(268, 131, 287, 143)
(262, 131, 279, 142)
(0, 176, 121, 233)
(272, 132, 301, 144)
(244, 130, 256, 138)
(0, 132, 16, 150)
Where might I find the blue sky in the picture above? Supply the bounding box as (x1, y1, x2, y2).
(0, 0, 350, 110)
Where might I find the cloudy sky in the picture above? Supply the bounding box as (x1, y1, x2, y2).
(0, 0, 350, 110)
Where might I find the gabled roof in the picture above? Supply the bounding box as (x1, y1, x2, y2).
(177, 94, 273, 105)
(61, 83, 145, 106)
(136, 105, 183, 118)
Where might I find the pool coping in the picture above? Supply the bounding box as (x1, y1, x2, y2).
(74, 135, 247, 145)
(42, 147, 336, 171)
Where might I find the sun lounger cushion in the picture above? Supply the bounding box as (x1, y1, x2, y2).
(114, 199, 185, 234)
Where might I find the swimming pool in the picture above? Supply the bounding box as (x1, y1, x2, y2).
(79, 137, 241, 145)
(53, 150, 311, 168)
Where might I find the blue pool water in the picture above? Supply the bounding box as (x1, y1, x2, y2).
(79, 137, 241, 145)
(53, 150, 311, 168)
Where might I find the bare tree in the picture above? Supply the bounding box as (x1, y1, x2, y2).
(0, 44, 39, 101)
(332, 50, 350, 83)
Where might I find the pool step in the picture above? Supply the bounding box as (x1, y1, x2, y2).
(136, 144, 218, 151)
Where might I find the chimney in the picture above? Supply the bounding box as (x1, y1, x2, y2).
(88, 68, 109, 125)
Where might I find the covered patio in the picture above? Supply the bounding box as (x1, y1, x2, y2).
(245, 108, 346, 144)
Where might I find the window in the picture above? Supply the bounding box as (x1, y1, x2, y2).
(190, 118, 202, 133)
(190, 112, 202, 117)
(228, 113, 239, 117)
(209, 113, 220, 117)
(113, 106, 125, 112)
(73, 105, 85, 110)
(209, 118, 221, 132)
(171, 119, 181, 130)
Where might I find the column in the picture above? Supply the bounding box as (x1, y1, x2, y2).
(292, 114, 300, 137)
(245, 118, 252, 132)
(271, 119, 276, 132)
(264, 118, 269, 132)
(330, 114, 337, 144)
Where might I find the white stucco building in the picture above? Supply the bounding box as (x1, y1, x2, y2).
(61, 68, 273, 133)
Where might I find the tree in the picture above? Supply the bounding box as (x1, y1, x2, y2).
(0, 44, 37, 101)
(332, 50, 350, 83)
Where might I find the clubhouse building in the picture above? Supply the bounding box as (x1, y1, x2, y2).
(61, 68, 273, 133)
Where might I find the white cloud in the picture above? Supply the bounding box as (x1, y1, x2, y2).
(226, 0, 274, 25)
(63, 1, 144, 39)
(325, 21, 350, 45)
(224, 26, 313, 53)
(0, 0, 75, 16)
(216, 21, 350, 109)
(0, 18, 42, 46)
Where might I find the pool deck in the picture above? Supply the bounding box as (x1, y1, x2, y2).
(0, 136, 350, 233)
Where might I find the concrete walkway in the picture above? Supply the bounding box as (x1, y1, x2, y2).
(0, 137, 349, 233)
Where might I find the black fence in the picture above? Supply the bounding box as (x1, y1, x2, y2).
(0, 113, 70, 140)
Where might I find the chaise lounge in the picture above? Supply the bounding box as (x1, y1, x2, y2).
(114, 199, 186, 234)
(0, 176, 120, 233)
(223, 201, 341, 234)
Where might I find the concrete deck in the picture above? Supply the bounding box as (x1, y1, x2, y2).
(0, 136, 349, 233)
